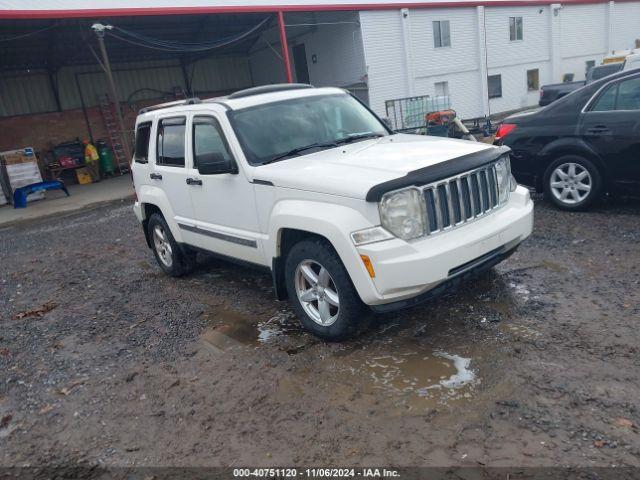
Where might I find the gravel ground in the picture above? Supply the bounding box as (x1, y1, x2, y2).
(0, 194, 639, 474)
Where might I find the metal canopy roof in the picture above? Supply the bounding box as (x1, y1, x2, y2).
(0, 13, 273, 72)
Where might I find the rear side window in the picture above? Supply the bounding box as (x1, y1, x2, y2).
(591, 76, 640, 111)
(157, 117, 186, 167)
(616, 77, 640, 110)
(192, 116, 234, 169)
(592, 84, 617, 111)
(134, 122, 151, 163)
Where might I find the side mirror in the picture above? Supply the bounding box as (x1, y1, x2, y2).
(196, 153, 237, 175)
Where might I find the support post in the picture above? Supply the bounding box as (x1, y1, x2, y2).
(278, 11, 294, 83)
(180, 58, 193, 97)
(92, 24, 132, 162)
(47, 69, 62, 112)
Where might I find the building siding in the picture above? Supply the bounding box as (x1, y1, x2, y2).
(359, 10, 409, 117)
(249, 12, 366, 88)
(360, 0, 640, 120)
(0, 56, 252, 117)
(612, 2, 640, 50)
(2, 1, 639, 121)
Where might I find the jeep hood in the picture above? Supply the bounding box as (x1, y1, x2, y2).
(252, 134, 499, 200)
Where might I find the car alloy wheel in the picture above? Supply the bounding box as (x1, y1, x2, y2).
(294, 259, 340, 326)
(549, 162, 592, 205)
(152, 224, 173, 268)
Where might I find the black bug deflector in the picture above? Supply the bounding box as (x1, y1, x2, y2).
(365, 145, 511, 202)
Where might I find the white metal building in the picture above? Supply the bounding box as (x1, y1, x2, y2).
(245, 1, 640, 119)
(1, 0, 639, 127)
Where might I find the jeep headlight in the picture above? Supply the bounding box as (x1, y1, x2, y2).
(379, 187, 426, 241)
(495, 156, 514, 204)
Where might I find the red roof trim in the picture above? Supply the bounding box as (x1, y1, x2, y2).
(0, 0, 634, 19)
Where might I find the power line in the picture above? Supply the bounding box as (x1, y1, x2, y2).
(106, 17, 271, 53)
(0, 24, 57, 43)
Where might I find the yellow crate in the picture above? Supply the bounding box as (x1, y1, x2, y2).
(76, 167, 93, 184)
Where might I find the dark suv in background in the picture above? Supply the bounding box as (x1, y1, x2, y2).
(496, 68, 640, 210)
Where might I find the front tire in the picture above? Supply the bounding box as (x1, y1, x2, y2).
(285, 239, 366, 341)
(147, 213, 196, 277)
(543, 155, 602, 211)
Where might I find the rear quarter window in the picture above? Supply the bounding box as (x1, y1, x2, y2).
(134, 122, 152, 164)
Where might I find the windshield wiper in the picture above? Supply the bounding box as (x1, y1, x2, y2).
(262, 141, 339, 165)
(335, 132, 384, 145)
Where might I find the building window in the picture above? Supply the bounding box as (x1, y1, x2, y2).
(527, 69, 539, 91)
(433, 21, 451, 48)
(509, 17, 523, 41)
(488, 75, 502, 98)
(585, 60, 595, 77)
(434, 81, 450, 97)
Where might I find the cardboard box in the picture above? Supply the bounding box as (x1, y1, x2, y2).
(76, 167, 93, 185)
(0, 147, 45, 203)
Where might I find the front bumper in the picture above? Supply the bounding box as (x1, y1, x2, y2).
(354, 185, 533, 306)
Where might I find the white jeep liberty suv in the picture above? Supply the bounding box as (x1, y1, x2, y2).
(132, 84, 533, 340)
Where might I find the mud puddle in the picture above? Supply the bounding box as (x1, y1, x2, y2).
(199, 307, 299, 353)
(317, 344, 480, 412)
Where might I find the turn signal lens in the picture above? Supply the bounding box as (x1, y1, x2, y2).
(360, 254, 376, 278)
(495, 123, 517, 141)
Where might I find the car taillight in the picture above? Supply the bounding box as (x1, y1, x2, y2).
(495, 123, 517, 141)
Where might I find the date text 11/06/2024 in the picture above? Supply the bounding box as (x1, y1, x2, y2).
(232, 468, 401, 478)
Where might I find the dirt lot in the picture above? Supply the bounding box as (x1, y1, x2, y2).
(1, 194, 639, 474)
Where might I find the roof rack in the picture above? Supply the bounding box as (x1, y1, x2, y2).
(138, 97, 201, 114)
(228, 83, 313, 100)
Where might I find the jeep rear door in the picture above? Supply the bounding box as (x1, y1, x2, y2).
(152, 116, 200, 243)
(184, 112, 264, 265)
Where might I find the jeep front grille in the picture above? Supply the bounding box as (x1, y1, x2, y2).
(423, 163, 502, 234)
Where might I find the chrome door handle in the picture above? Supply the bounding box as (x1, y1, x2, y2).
(186, 178, 203, 186)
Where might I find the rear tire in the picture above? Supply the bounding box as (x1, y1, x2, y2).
(285, 239, 366, 341)
(147, 213, 196, 277)
(543, 155, 602, 211)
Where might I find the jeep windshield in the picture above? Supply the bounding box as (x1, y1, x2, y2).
(228, 93, 389, 166)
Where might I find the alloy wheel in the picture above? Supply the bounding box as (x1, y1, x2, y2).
(294, 259, 340, 326)
(550, 162, 592, 205)
(152, 224, 173, 268)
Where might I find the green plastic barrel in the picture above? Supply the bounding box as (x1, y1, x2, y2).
(97, 142, 115, 175)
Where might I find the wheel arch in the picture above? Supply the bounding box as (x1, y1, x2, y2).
(537, 139, 607, 191)
(137, 185, 183, 246)
(267, 200, 375, 303)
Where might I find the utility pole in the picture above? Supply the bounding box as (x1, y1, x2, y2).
(91, 23, 132, 162)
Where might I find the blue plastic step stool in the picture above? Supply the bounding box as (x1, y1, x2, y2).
(13, 180, 69, 208)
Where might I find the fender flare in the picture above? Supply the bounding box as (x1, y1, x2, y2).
(267, 200, 377, 302)
(137, 185, 184, 244)
(538, 138, 604, 169)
